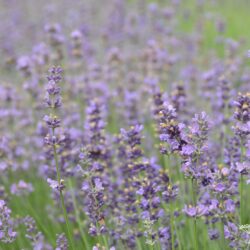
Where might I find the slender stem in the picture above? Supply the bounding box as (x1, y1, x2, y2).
(102, 235, 109, 249)
(164, 155, 176, 250)
(136, 238, 143, 250)
(175, 219, 182, 250)
(52, 128, 75, 250)
(170, 202, 175, 250)
(240, 139, 245, 225)
(59, 191, 75, 250)
(191, 178, 198, 250)
(156, 241, 162, 250)
(240, 174, 243, 224)
(149, 243, 154, 250)
(68, 180, 89, 249)
(220, 218, 226, 250)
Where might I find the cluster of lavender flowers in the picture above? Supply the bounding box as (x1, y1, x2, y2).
(0, 0, 250, 249)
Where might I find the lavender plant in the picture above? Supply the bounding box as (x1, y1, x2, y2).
(0, 1, 250, 250)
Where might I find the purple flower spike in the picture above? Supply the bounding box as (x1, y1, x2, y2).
(0, 200, 17, 243)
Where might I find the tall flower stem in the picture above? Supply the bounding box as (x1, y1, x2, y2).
(220, 218, 226, 250)
(170, 202, 175, 250)
(240, 174, 243, 224)
(191, 178, 198, 250)
(68, 179, 89, 249)
(165, 155, 175, 250)
(44, 67, 75, 249)
(240, 140, 245, 224)
(52, 128, 75, 250)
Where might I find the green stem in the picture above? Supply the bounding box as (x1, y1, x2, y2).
(240, 139, 245, 225)
(240, 174, 243, 224)
(175, 220, 182, 250)
(102, 235, 109, 249)
(220, 218, 226, 250)
(59, 191, 75, 250)
(149, 243, 154, 250)
(170, 202, 175, 250)
(191, 178, 198, 250)
(52, 129, 75, 250)
(164, 155, 175, 250)
(68, 180, 89, 249)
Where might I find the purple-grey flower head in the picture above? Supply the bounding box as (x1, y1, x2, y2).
(71, 30, 83, 40)
(44, 133, 66, 147)
(182, 112, 210, 157)
(181, 144, 195, 156)
(235, 162, 249, 175)
(44, 67, 63, 109)
(45, 23, 65, 47)
(44, 23, 62, 33)
(233, 92, 250, 138)
(70, 29, 84, 58)
(120, 124, 143, 148)
(153, 93, 186, 155)
(183, 204, 208, 217)
(16, 56, 32, 77)
(43, 115, 61, 129)
(144, 77, 159, 89)
(224, 222, 250, 249)
(190, 112, 210, 140)
(46, 80, 61, 95)
(47, 66, 63, 83)
(107, 47, 123, 63)
(224, 199, 236, 213)
(148, 3, 158, 13)
(224, 136, 241, 168)
(221, 167, 230, 176)
(208, 228, 220, 240)
(212, 182, 226, 193)
(79, 99, 111, 235)
(225, 222, 238, 237)
(55, 233, 68, 250)
(162, 184, 178, 202)
(32, 42, 49, 64)
(247, 139, 250, 158)
(170, 85, 187, 113)
(0, 200, 17, 243)
(158, 226, 170, 240)
(10, 180, 33, 196)
(17, 56, 31, 71)
(234, 92, 250, 122)
(47, 178, 65, 191)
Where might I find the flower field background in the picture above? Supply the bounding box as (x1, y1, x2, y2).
(0, 0, 250, 249)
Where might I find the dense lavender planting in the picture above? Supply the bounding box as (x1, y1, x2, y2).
(0, 0, 250, 249)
